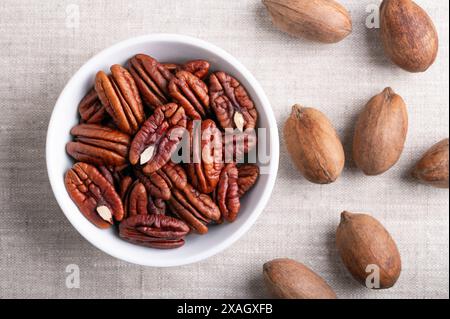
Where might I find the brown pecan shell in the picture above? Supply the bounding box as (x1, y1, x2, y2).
(186, 120, 224, 193)
(65, 162, 124, 228)
(169, 70, 209, 119)
(216, 163, 240, 222)
(237, 164, 260, 197)
(119, 214, 189, 249)
(209, 71, 258, 131)
(66, 124, 131, 167)
(95, 64, 145, 135)
(78, 88, 106, 124)
(128, 54, 174, 110)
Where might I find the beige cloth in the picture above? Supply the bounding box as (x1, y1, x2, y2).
(0, 0, 448, 299)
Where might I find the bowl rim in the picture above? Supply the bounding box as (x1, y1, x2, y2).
(46, 33, 279, 267)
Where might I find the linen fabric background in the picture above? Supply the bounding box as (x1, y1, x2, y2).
(0, 0, 448, 299)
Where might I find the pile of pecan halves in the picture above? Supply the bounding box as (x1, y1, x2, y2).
(64, 54, 261, 249)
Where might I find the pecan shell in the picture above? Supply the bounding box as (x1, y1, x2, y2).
(237, 164, 260, 197)
(119, 214, 189, 249)
(128, 54, 173, 110)
(186, 120, 224, 193)
(78, 88, 106, 124)
(209, 71, 258, 131)
(216, 163, 240, 222)
(66, 124, 131, 167)
(169, 70, 210, 119)
(65, 162, 124, 228)
(129, 103, 187, 173)
(95, 64, 145, 135)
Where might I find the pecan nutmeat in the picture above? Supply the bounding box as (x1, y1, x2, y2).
(119, 214, 189, 249)
(162, 162, 221, 234)
(95, 64, 145, 135)
(169, 70, 210, 120)
(237, 164, 260, 197)
(135, 169, 171, 201)
(129, 103, 187, 174)
(209, 71, 258, 131)
(65, 162, 124, 228)
(129, 54, 174, 110)
(186, 120, 224, 194)
(216, 163, 240, 222)
(123, 181, 148, 218)
(78, 88, 106, 124)
(182, 60, 210, 80)
(66, 124, 131, 167)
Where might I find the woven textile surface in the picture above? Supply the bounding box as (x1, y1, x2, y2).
(0, 0, 448, 298)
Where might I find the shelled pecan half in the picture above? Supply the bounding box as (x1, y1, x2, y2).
(182, 60, 210, 79)
(78, 88, 106, 124)
(66, 124, 131, 167)
(123, 181, 148, 218)
(65, 162, 124, 228)
(209, 71, 258, 131)
(185, 120, 223, 193)
(223, 129, 258, 162)
(148, 196, 166, 215)
(169, 70, 210, 119)
(216, 163, 240, 222)
(129, 103, 187, 174)
(135, 169, 171, 201)
(95, 64, 145, 135)
(119, 214, 189, 249)
(128, 54, 174, 110)
(237, 164, 260, 197)
(162, 162, 221, 234)
(161, 60, 210, 80)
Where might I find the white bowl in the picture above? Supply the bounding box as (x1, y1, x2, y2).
(46, 34, 279, 267)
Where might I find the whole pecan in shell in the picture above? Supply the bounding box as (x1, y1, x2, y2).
(186, 120, 224, 193)
(237, 164, 260, 197)
(209, 71, 258, 131)
(128, 54, 173, 110)
(66, 124, 131, 167)
(65, 162, 124, 228)
(169, 70, 210, 120)
(95, 64, 145, 135)
(119, 214, 189, 249)
(129, 103, 187, 173)
(216, 163, 240, 222)
(78, 88, 106, 124)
